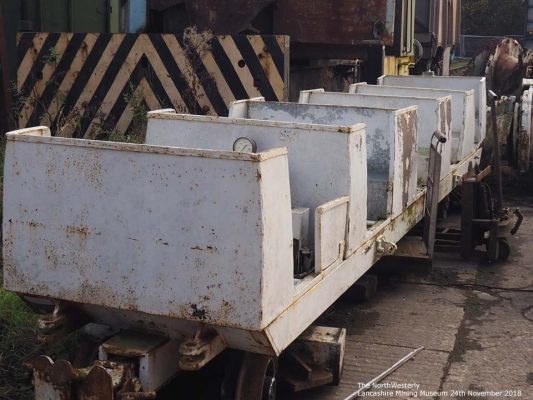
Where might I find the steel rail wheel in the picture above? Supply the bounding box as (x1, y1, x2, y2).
(235, 352, 277, 400)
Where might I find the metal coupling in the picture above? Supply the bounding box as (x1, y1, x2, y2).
(376, 236, 397, 255)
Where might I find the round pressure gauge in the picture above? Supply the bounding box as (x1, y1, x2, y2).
(233, 137, 257, 153)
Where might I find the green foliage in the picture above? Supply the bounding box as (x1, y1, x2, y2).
(122, 84, 148, 143)
(462, 0, 527, 36)
(0, 286, 38, 400)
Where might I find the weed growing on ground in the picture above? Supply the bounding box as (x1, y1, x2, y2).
(0, 283, 38, 400)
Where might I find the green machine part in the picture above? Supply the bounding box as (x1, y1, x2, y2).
(2, 0, 120, 80)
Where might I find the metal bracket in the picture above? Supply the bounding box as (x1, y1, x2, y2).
(511, 208, 523, 235)
(279, 326, 346, 392)
(27, 356, 157, 400)
(179, 327, 227, 371)
(37, 301, 88, 344)
(376, 235, 397, 255)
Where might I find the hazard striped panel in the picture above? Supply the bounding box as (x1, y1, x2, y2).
(16, 33, 289, 138)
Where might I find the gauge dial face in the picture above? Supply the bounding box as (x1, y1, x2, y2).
(233, 137, 257, 153)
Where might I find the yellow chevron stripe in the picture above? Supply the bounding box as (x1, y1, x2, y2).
(247, 35, 285, 101)
(84, 35, 148, 136)
(17, 34, 47, 91)
(162, 34, 214, 114)
(218, 36, 263, 99)
(115, 78, 161, 134)
(18, 33, 289, 136)
(50, 34, 99, 137)
(60, 35, 123, 137)
(140, 36, 188, 113)
(19, 33, 72, 128)
(199, 43, 236, 109)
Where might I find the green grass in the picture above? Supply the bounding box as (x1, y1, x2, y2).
(0, 136, 82, 399)
(0, 285, 38, 400)
(0, 137, 38, 399)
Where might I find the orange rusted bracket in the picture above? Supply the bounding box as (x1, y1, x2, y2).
(37, 301, 89, 344)
(179, 326, 227, 371)
(26, 356, 156, 400)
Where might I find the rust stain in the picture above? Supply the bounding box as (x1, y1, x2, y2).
(274, 0, 395, 45)
(399, 111, 417, 208)
(66, 225, 90, 236)
(189, 304, 208, 320)
(258, 50, 271, 81)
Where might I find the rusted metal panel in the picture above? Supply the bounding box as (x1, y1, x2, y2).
(274, 0, 396, 46)
(367, 82, 476, 162)
(228, 99, 418, 221)
(3, 127, 294, 331)
(184, 0, 275, 33)
(147, 109, 367, 258)
(99, 331, 181, 391)
(4, 124, 483, 361)
(519, 88, 532, 172)
(302, 87, 453, 185)
(379, 75, 487, 145)
(266, 148, 483, 354)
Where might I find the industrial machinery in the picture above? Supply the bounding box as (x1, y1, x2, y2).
(150, 0, 462, 91)
(4, 74, 518, 399)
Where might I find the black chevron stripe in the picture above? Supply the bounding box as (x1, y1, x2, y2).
(232, 36, 278, 101)
(209, 38, 248, 101)
(27, 33, 87, 127)
(17, 33, 36, 70)
(52, 34, 112, 134)
(19, 33, 61, 112)
(123, 98, 151, 137)
(102, 54, 172, 132)
(142, 56, 176, 111)
(148, 34, 203, 114)
(176, 34, 228, 116)
(77, 35, 138, 138)
(261, 36, 285, 79)
(18, 33, 288, 136)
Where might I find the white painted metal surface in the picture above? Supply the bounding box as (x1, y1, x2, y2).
(292, 208, 310, 248)
(3, 127, 294, 331)
(300, 88, 452, 184)
(315, 196, 349, 274)
(99, 334, 181, 391)
(378, 75, 487, 144)
(228, 99, 418, 221)
(264, 148, 483, 354)
(2, 120, 483, 358)
(351, 83, 476, 163)
(75, 149, 482, 357)
(146, 111, 368, 257)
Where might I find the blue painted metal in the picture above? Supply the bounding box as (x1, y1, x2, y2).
(124, 0, 148, 33)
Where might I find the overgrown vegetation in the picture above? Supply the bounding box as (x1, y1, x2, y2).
(0, 137, 36, 400)
(462, 0, 527, 36)
(0, 138, 80, 399)
(0, 283, 38, 400)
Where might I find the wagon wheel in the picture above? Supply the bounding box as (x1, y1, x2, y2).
(234, 352, 277, 400)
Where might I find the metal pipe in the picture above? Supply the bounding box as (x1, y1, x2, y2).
(342, 347, 425, 400)
(488, 90, 504, 213)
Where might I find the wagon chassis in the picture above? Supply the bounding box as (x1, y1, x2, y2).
(22, 147, 483, 399)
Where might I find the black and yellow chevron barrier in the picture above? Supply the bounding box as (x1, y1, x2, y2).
(16, 32, 289, 138)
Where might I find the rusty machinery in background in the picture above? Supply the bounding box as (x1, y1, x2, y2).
(150, 0, 462, 97)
